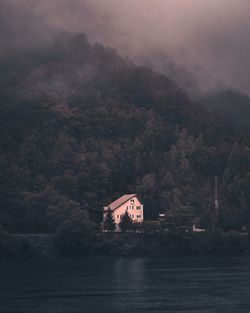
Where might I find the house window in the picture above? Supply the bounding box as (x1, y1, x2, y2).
(117, 215, 119, 219)
(132, 215, 134, 219)
(136, 206, 141, 210)
(136, 215, 141, 218)
(130, 199, 134, 204)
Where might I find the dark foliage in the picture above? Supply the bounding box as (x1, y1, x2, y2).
(199, 89, 250, 138)
(103, 208, 116, 232)
(0, 32, 250, 241)
(119, 211, 133, 232)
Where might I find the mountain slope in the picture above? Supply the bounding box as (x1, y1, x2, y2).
(0, 32, 249, 233)
(199, 89, 250, 137)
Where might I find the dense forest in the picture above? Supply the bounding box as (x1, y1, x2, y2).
(199, 90, 250, 137)
(0, 31, 250, 247)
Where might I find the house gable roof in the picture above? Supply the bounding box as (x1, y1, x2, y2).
(104, 194, 139, 211)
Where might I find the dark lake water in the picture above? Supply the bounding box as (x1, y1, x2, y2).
(1, 257, 250, 313)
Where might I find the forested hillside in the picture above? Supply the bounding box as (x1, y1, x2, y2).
(0, 32, 250, 236)
(199, 90, 250, 137)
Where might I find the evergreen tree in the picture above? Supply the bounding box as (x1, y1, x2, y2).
(119, 210, 133, 232)
(103, 208, 116, 231)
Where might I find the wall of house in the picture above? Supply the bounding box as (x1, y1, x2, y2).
(112, 196, 143, 224)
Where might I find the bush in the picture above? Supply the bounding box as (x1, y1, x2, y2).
(54, 211, 97, 256)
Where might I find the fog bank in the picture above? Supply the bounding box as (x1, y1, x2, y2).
(1, 0, 250, 95)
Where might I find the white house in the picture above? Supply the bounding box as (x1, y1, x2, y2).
(103, 194, 144, 229)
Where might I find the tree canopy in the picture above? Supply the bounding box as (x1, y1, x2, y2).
(0, 32, 249, 235)
(119, 211, 133, 232)
(103, 208, 116, 232)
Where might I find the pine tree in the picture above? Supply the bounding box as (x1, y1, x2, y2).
(103, 208, 116, 232)
(119, 210, 133, 232)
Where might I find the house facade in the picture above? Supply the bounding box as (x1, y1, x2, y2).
(103, 194, 143, 229)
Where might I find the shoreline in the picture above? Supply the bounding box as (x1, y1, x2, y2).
(1, 231, 249, 259)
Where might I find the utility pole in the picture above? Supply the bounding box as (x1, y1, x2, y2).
(212, 175, 219, 231)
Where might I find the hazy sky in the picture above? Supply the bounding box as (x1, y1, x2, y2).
(1, 0, 250, 95)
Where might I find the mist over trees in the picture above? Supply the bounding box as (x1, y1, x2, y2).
(199, 90, 250, 137)
(1, 0, 250, 96)
(0, 28, 249, 241)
